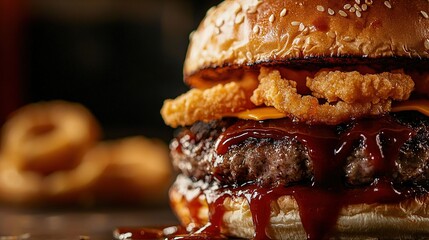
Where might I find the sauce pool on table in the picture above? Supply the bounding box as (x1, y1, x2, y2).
(114, 225, 229, 239)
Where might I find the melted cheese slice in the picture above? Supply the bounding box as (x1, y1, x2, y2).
(391, 99, 429, 116)
(228, 100, 429, 121)
(227, 107, 286, 120)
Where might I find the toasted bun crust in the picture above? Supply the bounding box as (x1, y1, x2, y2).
(185, 0, 429, 84)
(170, 175, 429, 239)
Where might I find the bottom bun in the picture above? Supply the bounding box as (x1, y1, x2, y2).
(170, 175, 429, 239)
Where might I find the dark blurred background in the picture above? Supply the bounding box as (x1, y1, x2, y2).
(1, 2, 225, 237)
(1, 0, 222, 143)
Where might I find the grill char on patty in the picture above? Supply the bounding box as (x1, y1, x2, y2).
(171, 112, 429, 187)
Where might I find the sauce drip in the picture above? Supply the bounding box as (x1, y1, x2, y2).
(246, 187, 342, 239)
(116, 116, 422, 240)
(114, 178, 418, 240)
(192, 195, 227, 237)
(212, 116, 415, 239)
(195, 178, 414, 240)
(186, 195, 205, 227)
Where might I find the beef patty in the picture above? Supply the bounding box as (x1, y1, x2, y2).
(171, 112, 429, 187)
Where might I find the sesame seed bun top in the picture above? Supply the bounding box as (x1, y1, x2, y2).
(184, 0, 429, 86)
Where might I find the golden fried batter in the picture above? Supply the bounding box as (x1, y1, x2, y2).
(307, 70, 414, 104)
(161, 73, 258, 127)
(250, 68, 412, 125)
(162, 67, 415, 126)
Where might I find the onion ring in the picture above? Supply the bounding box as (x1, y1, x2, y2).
(0, 159, 43, 205)
(90, 137, 172, 203)
(162, 67, 414, 126)
(161, 73, 258, 127)
(42, 142, 111, 204)
(307, 70, 414, 103)
(1, 101, 100, 175)
(250, 68, 411, 124)
(43, 136, 171, 204)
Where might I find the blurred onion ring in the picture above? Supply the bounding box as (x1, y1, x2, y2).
(0, 159, 44, 205)
(1, 101, 100, 175)
(42, 142, 111, 204)
(90, 136, 172, 203)
(44, 136, 171, 204)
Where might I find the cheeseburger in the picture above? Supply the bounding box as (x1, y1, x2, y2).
(161, 0, 429, 239)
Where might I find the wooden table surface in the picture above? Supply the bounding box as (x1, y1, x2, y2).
(0, 206, 179, 239)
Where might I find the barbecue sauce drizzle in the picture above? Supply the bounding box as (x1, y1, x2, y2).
(208, 116, 415, 240)
(115, 116, 424, 240)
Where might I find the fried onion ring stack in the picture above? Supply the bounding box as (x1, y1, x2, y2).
(161, 0, 429, 239)
(0, 101, 171, 205)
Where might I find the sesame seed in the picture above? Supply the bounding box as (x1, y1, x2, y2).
(384, 1, 392, 9)
(233, 4, 242, 14)
(248, 8, 257, 14)
(234, 3, 243, 14)
(280, 8, 287, 17)
(344, 4, 352, 10)
(291, 21, 301, 26)
(327, 31, 336, 38)
(350, 7, 356, 12)
(207, 6, 216, 15)
(246, 51, 253, 60)
(302, 27, 309, 35)
(299, 23, 305, 31)
(365, 0, 373, 5)
(215, 27, 221, 35)
(421, 11, 429, 19)
(338, 10, 348, 17)
(235, 14, 245, 24)
(189, 30, 195, 40)
(253, 25, 260, 34)
(361, 4, 368, 11)
(424, 39, 429, 50)
(328, 8, 335, 15)
(343, 36, 354, 42)
(355, 0, 361, 4)
(317, 5, 325, 12)
(269, 14, 275, 23)
(215, 18, 224, 27)
(354, 4, 362, 11)
(356, 10, 362, 18)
